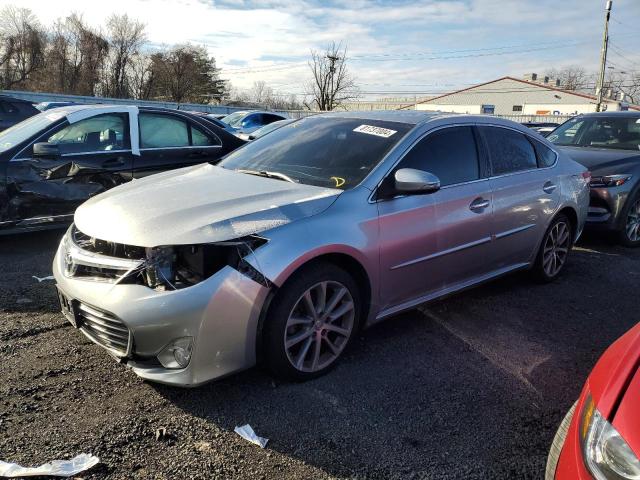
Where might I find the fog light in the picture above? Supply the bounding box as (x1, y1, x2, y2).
(157, 337, 193, 369)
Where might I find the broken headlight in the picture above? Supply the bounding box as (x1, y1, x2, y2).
(143, 236, 268, 291)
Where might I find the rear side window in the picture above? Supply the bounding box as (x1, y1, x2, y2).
(263, 114, 284, 125)
(191, 124, 219, 146)
(400, 126, 480, 187)
(530, 139, 557, 168)
(481, 126, 537, 175)
(139, 113, 189, 148)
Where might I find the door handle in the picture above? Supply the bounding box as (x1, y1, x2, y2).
(102, 158, 125, 168)
(543, 181, 557, 194)
(469, 197, 490, 212)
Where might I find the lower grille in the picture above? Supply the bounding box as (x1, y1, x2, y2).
(77, 303, 131, 356)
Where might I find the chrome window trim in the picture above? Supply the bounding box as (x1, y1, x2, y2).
(138, 145, 223, 152)
(368, 122, 485, 203)
(60, 149, 132, 157)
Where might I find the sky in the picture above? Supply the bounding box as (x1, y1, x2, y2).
(3, 0, 640, 101)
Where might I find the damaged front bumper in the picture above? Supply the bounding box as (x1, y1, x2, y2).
(52, 238, 271, 387)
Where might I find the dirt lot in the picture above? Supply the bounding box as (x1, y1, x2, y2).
(0, 229, 638, 479)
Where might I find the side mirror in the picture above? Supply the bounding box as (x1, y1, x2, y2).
(33, 142, 60, 158)
(394, 168, 441, 194)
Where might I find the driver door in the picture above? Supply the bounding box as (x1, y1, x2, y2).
(6, 113, 133, 222)
(377, 125, 493, 311)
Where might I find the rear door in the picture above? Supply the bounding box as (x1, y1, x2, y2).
(377, 125, 492, 309)
(6, 112, 133, 221)
(479, 125, 561, 270)
(134, 112, 223, 178)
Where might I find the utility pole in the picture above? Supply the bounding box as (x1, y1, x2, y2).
(595, 0, 613, 112)
(326, 53, 339, 111)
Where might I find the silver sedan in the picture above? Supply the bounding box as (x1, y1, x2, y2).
(53, 111, 589, 386)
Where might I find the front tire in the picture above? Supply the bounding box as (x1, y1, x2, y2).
(545, 402, 576, 480)
(618, 193, 640, 247)
(263, 263, 361, 381)
(533, 214, 573, 282)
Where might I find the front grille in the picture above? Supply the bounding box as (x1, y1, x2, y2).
(63, 225, 145, 284)
(77, 302, 131, 356)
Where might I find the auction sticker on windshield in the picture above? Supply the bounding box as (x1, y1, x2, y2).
(353, 124, 397, 138)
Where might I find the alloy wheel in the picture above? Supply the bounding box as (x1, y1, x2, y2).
(543, 221, 571, 277)
(284, 280, 355, 373)
(625, 199, 640, 242)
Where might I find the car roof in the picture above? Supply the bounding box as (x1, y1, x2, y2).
(311, 110, 450, 126)
(577, 111, 640, 118)
(0, 95, 34, 104)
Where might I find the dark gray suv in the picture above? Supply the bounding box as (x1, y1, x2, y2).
(549, 111, 640, 246)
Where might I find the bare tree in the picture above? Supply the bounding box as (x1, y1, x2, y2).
(43, 13, 108, 95)
(248, 80, 274, 105)
(127, 51, 155, 100)
(545, 66, 591, 91)
(604, 70, 640, 105)
(0, 6, 46, 89)
(305, 42, 358, 111)
(104, 14, 145, 97)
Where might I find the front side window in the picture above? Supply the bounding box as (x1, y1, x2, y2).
(139, 113, 189, 148)
(399, 126, 480, 186)
(548, 116, 640, 151)
(218, 116, 413, 190)
(47, 113, 128, 154)
(481, 126, 537, 175)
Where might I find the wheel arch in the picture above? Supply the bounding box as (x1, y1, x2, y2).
(556, 205, 579, 241)
(255, 248, 374, 363)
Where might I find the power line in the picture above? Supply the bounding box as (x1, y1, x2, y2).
(608, 42, 640, 67)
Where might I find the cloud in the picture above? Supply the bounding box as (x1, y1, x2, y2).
(1, 0, 639, 99)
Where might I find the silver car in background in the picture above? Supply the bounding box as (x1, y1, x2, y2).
(53, 112, 589, 386)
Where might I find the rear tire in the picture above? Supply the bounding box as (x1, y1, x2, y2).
(617, 193, 640, 247)
(545, 401, 577, 480)
(533, 214, 573, 283)
(263, 263, 361, 381)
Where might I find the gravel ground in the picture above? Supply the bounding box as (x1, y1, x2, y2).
(0, 229, 638, 479)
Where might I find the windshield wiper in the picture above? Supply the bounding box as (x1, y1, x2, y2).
(236, 169, 297, 183)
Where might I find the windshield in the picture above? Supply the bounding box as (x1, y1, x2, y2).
(0, 111, 63, 153)
(222, 111, 249, 128)
(548, 116, 640, 151)
(218, 116, 413, 189)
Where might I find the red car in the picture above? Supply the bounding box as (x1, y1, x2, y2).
(546, 322, 640, 479)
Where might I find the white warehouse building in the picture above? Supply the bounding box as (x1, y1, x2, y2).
(411, 76, 639, 115)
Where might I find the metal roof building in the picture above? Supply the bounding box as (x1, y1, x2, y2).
(408, 76, 640, 115)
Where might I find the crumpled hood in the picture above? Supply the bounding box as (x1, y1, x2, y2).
(557, 146, 640, 176)
(74, 164, 341, 247)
